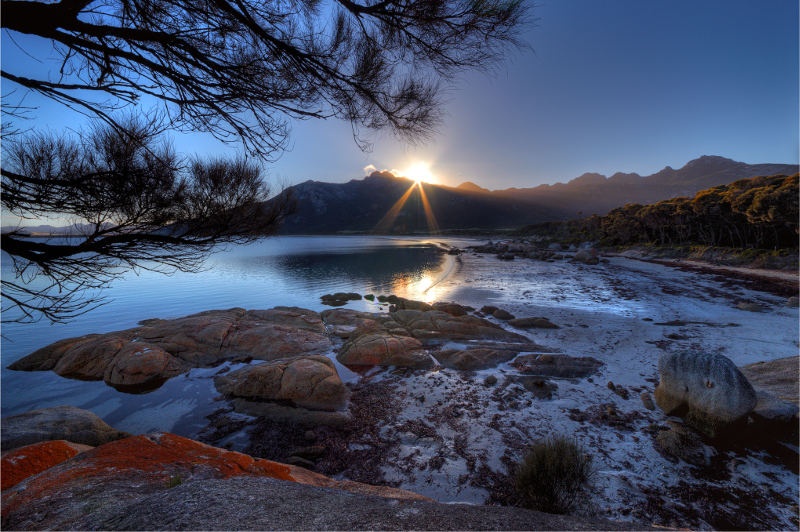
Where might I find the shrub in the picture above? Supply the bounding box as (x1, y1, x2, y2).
(514, 435, 593, 514)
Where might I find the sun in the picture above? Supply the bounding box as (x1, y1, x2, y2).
(403, 162, 436, 184)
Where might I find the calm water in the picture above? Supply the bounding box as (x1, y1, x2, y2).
(1, 236, 470, 435)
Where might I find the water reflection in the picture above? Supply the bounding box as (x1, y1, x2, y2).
(0, 236, 460, 436)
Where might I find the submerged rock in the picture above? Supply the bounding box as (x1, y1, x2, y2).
(215, 356, 349, 411)
(1, 405, 129, 451)
(321, 292, 362, 306)
(654, 352, 757, 437)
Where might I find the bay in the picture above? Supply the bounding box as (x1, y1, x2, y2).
(0, 235, 471, 435)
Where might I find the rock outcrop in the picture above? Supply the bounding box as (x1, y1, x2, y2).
(9, 307, 331, 392)
(323, 304, 533, 370)
(1, 406, 129, 451)
(654, 352, 757, 436)
(1, 431, 641, 531)
(0, 432, 429, 530)
(215, 356, 349, 411)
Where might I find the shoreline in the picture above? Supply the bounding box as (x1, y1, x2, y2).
(609, 251, 799, 297)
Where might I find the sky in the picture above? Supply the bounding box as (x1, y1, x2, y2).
(2, 0, 798, 191)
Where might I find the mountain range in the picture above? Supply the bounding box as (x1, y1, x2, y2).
(272, 156, 798, 234)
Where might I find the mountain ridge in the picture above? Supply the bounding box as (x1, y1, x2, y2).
(270, 156, 797, 234)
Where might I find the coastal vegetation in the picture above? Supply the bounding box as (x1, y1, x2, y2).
(518, 173, 799, 252)
(515, 435, 593, 514)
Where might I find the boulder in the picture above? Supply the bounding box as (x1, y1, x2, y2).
(1, 406, 129, 451)
(215, 356, 349, 411)
(9, 307, 332, 392)
(492, 308, 515, 320)
(103, 342, 189, 391)
(511, 354, 603, 379)
(507, 376, 557, 400)
(1, 440, 93, 490)
(574, 248, 600, 265)
(389, 298, 433, 312)
(653, 421, 711, 466)
(654, 352, 757, 437)
(337, 332, 432, 369)
(434, 348, 518, 371)
(507, 317, 560, 329)
(431, 302, 471, 316)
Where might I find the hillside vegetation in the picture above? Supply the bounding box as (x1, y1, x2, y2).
(518, 174, 798, 251)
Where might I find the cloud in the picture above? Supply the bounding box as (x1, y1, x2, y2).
(363, 164, 378, 176)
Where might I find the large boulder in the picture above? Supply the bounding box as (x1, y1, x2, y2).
(1, 406, 129, 451)
(511, 354, 603, 379)
(337, 333, 432, 369)
(215, 356, 349, 411)
(654, 352, 757, 436)
(9, 307, 331, 392)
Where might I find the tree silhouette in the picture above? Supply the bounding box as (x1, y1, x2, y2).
(2, 0, 527, 154)
(2, 0, 529, 322)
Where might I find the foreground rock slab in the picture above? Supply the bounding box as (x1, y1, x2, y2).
(1, 432, 427, 530)
(1, 406, 129, 451)
(0, 432, 644, 531)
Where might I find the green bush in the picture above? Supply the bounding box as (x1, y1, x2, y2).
(515, 435, 593, 514)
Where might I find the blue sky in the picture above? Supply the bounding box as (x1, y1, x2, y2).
(2, 0, 798, 190)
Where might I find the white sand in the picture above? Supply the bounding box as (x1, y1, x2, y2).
(360, 249, 798, 529)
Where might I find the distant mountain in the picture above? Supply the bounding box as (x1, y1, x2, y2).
(456, 181, 490, 193)
(495, 156, 798, 216)
(272, 172, 564, 234)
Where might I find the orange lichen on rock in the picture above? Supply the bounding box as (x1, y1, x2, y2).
(1, 433, 294, 517)
(1, 440, 92, 490)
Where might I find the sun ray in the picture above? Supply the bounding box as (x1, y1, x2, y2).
(373, 182, 416, 233)
(417, 182, 440, 234)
